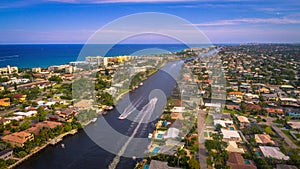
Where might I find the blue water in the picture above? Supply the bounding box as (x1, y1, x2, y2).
(0, 44, 191, 68)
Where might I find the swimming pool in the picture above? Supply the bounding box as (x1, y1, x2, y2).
(244, 159, 250, 164)
(157, 134, 163, 138)
(144, 165, 149, 169)
(152, 147, 160, 153)
(229, 127, 234, 130)
(255, 151, 261, 157)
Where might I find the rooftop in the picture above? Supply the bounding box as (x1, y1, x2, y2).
(255, 134, 275, 145)
(259, 146, 289, 160)
(227, 152, 257, 169)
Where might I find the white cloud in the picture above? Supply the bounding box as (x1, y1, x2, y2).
(194, 17, 300, 26)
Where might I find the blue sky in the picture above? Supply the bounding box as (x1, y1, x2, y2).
(0, 0, 300, 43)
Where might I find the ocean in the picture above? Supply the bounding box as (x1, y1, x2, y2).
(0, 44, 192, 68)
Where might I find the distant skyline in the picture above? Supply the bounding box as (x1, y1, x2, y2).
(1, 0, 300, 44)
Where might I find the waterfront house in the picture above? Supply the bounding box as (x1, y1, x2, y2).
(227, 152, 257, 169)
(26, 121, 63, 135)
(0, 148, 13, 160)
(56, 108, 77, 121)
(2, 131, 34, 147)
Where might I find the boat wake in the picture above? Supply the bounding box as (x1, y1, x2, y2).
(118, 97, 143, 120)
(109, 97, 158, 169)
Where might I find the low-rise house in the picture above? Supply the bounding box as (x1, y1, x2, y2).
(2, 131, 34, 147)
(0, 148, 13, 160)
(265, 108, 284, 116)
(56, 108, 77, 121)
(221, 129, 241, 142)
(149, 160, 182, 169)
(214, 119, 233, 127)
(25, 121, 63, 135)
(226, 104, 240, 111)
(36, 120, 63, 129)
(237, 116, 250, 128)
(0, 98, 10, 107)
(280, 98, 299, 107)
(244, 103, 262, 112)
(227, 152, 257, 169)
(14, 111, 37, 118)
(255, 134, 275, 145)
(0, 118, 11, 126)
(13, 94, 26, 102)
(257, 87, 270, 94)
(259, 146, 289, 160)
(164, 128, 180, 139)
(228, 91, 243, 100)
(226, 141, 245, 153)
(261, 93, 278, 101)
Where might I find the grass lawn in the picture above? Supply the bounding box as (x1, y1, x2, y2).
(205, 114, 213, 126)
(222, 109, 237, 114)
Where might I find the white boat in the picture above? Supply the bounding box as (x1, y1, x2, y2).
(61, 144, 65, 149)
(91, 118, 97, 122)
(140, 82, 143, 86)
(148, 133, 153, 138)
(118, 115, 125, 120)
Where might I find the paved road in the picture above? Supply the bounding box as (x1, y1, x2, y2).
(264, 117, 298, 149)
(197, 109, 208, 169)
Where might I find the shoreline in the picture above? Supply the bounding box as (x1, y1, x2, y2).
(8, 129, 78, 169)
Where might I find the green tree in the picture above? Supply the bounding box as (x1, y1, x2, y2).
(20, 120, 31, 131)
(188, 157, 200, 169)
(17, 151, 27, 158)
(64, 123, 72, 132)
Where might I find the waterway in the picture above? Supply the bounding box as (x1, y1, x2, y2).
(16, 61, 183, 169)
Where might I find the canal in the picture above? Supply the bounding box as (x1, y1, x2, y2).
(16, 61, 184, 169)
